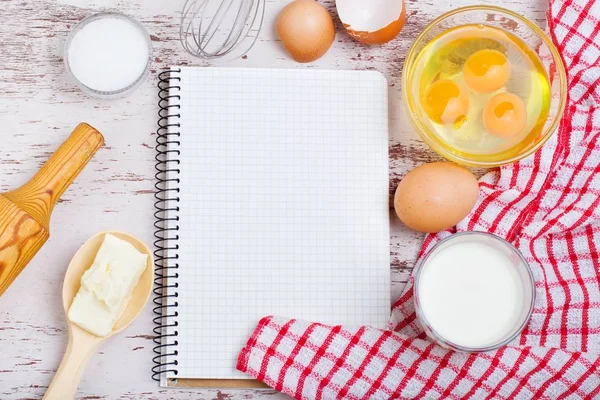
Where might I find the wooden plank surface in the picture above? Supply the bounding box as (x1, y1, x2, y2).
(0, 0, 548, 398)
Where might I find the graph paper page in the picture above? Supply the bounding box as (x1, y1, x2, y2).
(172, 67, 390, 379)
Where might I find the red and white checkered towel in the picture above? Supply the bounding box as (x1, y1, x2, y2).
(237, 0, 600, 398)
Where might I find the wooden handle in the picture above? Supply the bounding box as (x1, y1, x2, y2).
(43, 327, 102, 400)
(4, 123, 104, 229)
(0, 198, 49, 296)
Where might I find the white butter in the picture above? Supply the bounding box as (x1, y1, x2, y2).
(68, 234, 148, 337)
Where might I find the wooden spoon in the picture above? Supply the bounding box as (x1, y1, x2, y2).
(43, 231, 154, 400)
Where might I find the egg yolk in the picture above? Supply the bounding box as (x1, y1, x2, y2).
(483, 92, 527, 137)
(463, 49, 511, 93)
(423, 80, 469, 125)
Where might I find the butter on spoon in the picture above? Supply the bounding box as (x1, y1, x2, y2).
(43, 231, 153, 400)
(68, 233, 149, 336)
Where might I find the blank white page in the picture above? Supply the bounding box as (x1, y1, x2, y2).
(170, 67, 390, 380)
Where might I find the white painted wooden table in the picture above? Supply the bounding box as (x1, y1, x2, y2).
(0, 0, 549, 398)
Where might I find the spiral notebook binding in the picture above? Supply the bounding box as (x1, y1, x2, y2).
(152, 68, 182, 382)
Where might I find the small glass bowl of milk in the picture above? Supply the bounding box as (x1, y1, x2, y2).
(414, 232, 535, 352)
(64, 12, 152, 98)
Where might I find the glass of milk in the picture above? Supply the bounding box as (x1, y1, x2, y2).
(64, 12, 152, 98)
(414, 232, 535, 352)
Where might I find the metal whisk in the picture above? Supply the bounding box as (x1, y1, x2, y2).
(180, 0, 266, 60)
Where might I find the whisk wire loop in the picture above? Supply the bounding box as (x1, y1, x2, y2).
(180, 0, 265, 60)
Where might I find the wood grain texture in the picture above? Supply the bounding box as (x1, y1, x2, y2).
(0, 123, 103, 297)
(0, 197, 48, 297)
(4, 123, 104, 227)
(170, 378, 270, 389)
(0, 0, 548, 398)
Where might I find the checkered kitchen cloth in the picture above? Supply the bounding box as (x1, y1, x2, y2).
(237, 0, 600, 398)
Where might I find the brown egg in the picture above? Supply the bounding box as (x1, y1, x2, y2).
(276, 0, 336, 63)
(394, 162, 479, 233)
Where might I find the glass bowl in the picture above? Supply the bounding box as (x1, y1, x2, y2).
(402, 6, 567, 167)
(413, 232, 536, 352)
(64, 12, 153, 99)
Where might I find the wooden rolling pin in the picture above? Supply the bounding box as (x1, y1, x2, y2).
(0, 123, 104, 297)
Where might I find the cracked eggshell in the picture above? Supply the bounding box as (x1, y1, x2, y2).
(336, 0, 406, 45)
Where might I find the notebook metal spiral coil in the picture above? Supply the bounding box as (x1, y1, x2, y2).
(152, 69, 182, 381)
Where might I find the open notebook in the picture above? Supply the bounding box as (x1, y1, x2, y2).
(153, 67, 390, 387)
